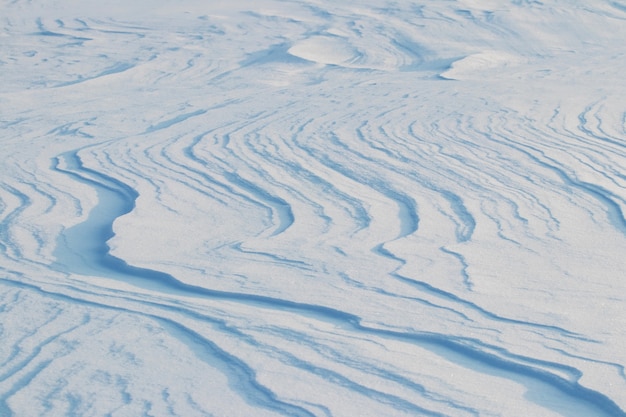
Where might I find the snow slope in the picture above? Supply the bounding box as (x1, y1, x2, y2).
(2, 1, 626, 416)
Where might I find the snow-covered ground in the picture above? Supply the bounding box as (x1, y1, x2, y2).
(2, 1, 626, 415)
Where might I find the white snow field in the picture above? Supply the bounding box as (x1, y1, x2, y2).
(2, 0, 626, 416)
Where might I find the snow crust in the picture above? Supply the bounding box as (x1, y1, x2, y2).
(2, 0, 626, 416)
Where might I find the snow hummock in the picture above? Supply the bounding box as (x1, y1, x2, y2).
(440, 51, 526, 80)
(288, 36, 360, 67)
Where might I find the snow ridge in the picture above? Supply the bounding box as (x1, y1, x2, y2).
(2, 1, 626, 416)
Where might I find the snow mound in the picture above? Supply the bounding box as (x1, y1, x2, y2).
(440, 51, 525, 80)
(288, 36, 360, 67)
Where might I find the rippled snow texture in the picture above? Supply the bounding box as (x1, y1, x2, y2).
(2, 1, 626, 416)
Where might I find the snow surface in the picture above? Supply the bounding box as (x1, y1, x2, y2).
(2, 0, 626, 416)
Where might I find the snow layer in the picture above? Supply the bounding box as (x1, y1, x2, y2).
(2, 1, 626, 416)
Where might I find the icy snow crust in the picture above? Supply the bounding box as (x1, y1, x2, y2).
(2, 0, 626, 416)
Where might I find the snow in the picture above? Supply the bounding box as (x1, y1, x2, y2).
(2, 0, 626, 416)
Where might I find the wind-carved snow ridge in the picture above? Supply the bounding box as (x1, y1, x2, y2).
(2, 0, 626, 416)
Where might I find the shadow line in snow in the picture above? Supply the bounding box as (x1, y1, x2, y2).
(47, 147, 626, 417)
